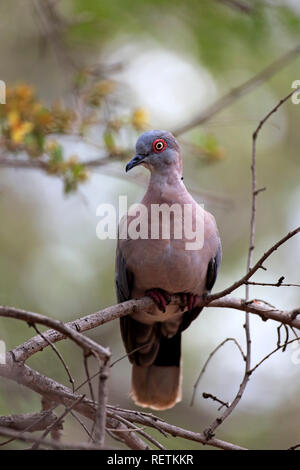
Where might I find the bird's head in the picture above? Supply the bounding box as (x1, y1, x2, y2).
(126, 130, 182, 175)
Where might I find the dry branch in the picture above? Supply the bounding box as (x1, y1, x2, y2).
(0, 305, 110, 359)
(207, 226, 300, 301)
(94, 357, 110, 447)
(0, 356, 240, 450)
(172, 44, 300, 136)
(0, 411, 57, 432)
(31, 395, 85, 450)
(0, 425, 105, 450)
(191, 337, 245, 406)
(216, 0, 253, 13)
(0, 357, 148, 450)
(8, 287, 300, 367)
(203, 89, 299, 438)
(107, 407, 247, 451)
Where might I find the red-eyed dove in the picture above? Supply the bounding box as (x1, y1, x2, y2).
(115, 130, 221, 410)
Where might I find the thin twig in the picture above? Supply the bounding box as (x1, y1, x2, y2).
(216, 0, 253, 14)
(190, 337, 245, 406)
(172, 46, 300, 136)
(70, 411, 95, 441)
(249, 336, 300, 374)
(0, 426, 103, 450)
(83, 352, 95, 402)
(31, 394, 86, 450)
(245, 281, 300, 288)
(107, 407, 247, 451)
(32, 0, 75, 71)
(110, 343, 151, 368)
(73, 343, 151, 396)
(94, 357, 110, 448)
(207, 226, 300, 302)
(203, 89, 297, 439)
(202, 392, 230, 410)
(111, 414, 164, 450)
(0, 410, 57, 448)
(32, 324, 75, 392)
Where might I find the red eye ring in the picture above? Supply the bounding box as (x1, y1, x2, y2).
(152, 138, 167, 153)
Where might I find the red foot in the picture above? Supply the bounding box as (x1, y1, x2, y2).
(146, 288, 171, 313)
(180, 293, 200, 311)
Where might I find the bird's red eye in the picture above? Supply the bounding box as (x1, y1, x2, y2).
(153, 138, 167, 153)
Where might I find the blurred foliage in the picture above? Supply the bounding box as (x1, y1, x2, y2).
(0, 80, 150, 193)
(68, 0, 300, 69)
(191, 133, 225, 161)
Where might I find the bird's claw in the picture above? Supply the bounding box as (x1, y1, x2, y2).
(146, 288, 171, 313)
(179, 293, 200, 311)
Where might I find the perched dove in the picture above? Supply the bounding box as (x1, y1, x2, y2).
(115, 130, 221, 410)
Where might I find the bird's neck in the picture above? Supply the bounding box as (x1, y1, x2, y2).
(149, 168, 183, 187)
(144, 168, 189, 204)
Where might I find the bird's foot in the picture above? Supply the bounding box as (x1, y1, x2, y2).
(146, 288, 171, 313)
(179, 293, 200, 311)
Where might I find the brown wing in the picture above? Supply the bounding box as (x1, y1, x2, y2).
(115, 244, 160, 366)
(180, 242, 222, 332)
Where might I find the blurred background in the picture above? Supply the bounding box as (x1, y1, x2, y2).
(0, 0, 300, 449)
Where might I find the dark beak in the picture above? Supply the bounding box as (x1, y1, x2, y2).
(125, 154, 145, 172)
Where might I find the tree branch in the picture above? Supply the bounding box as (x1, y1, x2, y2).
(0, 305, 110, 359)
(107, 407, 247, 451)
(0, 356, 243, 450)
(207, 226, 300, 301)
(203, 88, 299, 438)
(216, 0, 253, 14)
(0, 411, 57, 432)
(0, 356, 148, 450)
(7, 288, 300, 367)
(172, 44, 300, 136)
(0, 425, 107, 450)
